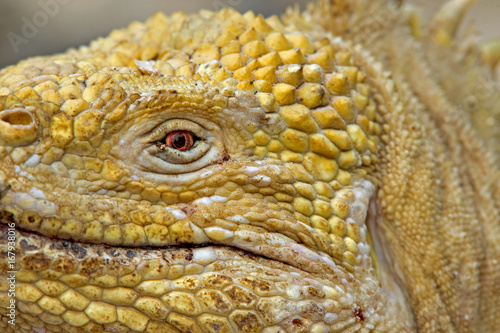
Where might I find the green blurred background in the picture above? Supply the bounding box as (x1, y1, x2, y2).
(1, 0, 499, 69)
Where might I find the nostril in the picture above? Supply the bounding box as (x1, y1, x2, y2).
(0, 108, 39, 146)
(0, 110, 33, 125)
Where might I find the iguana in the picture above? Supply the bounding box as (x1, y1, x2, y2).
(1, 0, 499, 332)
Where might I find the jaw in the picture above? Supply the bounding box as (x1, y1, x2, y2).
(0, 171, 418, 331)
(0, 223, 404, 332)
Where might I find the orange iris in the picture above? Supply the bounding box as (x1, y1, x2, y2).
(165, 131, 194, 151)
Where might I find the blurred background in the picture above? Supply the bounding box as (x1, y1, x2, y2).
(1, 0, 499, 69)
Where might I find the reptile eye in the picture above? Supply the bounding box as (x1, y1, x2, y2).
(164, 131, 195, 151)
(140, 119, 220, 173)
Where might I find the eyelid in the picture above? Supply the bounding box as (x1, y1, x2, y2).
(138, 118, 218, 171)
(146, 119, 207, 143)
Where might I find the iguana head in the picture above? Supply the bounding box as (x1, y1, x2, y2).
(1, 1, 500, 332)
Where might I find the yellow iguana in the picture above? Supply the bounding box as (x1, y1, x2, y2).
(1, 0, 499, 332)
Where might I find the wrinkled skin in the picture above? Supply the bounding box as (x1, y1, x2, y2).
(1, 0, 499, 332)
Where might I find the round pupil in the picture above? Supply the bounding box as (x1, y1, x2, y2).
(165, 131, 194, 151)
(171, 133, 186, 149)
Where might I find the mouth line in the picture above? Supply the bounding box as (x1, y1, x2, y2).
(0, 186, 343, 277)
(2, 222, 345, 278)
(0, 177, 377, 280)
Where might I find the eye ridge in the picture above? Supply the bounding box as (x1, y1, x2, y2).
(156, 131, 199, 151)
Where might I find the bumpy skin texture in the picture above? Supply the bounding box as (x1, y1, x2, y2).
(1, 0, 499, 332)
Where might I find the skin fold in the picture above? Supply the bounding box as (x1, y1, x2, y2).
(0, 0, 499, 332)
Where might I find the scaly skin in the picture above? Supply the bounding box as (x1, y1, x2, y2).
(1, 0, 499, 332)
